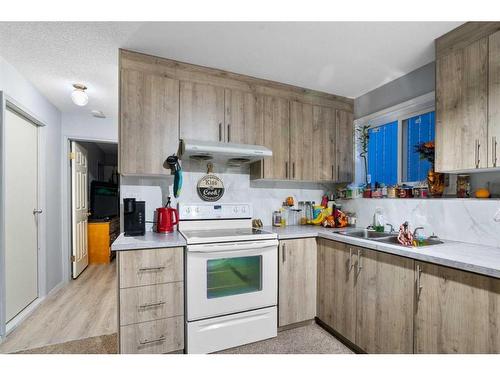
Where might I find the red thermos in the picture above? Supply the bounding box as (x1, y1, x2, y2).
(155, 198, 179, 233)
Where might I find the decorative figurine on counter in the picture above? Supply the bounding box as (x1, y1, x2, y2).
(397, 221, 414, 246)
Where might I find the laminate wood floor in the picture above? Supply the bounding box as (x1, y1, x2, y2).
(0, 263, 117, 353)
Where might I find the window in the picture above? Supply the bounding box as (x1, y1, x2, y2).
(363, 107, 435, 186)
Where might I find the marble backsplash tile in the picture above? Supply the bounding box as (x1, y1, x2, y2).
(341, 198, 500, 248)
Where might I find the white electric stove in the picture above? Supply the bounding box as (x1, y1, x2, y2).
(179, 202, 278, 354)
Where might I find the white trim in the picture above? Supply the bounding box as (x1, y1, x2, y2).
(0, 96, 47, 339)
(61, 135, 118, 282)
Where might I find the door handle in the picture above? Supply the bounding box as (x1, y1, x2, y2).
(416, 264, 423, 297)
(493, 136, 497, 168)
(337, 165, 340, 180)
(357, 248, 362, 273)
(282, 243, 286, 263)
(292, 162, 295, 179)
(331, 165, 334, 180)
(219, 123, 222, 142)
(33, 209, 43, 215)
(348, 247, 353, 270)
(285, 162, 288, 179)
(475, 139, 481, 168)
(227, 124, 231, 142)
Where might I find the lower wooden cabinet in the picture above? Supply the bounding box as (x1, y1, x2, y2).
(414, 261, 500, 353)
(117, 247, 184, 354)
(278, 238, 317, 327)
(317, 240, 414, 353)
(317, 239, 356, 343)
(355, 247, 414, 353)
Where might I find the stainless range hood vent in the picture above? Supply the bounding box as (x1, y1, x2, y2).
(178, 139, 272, 165)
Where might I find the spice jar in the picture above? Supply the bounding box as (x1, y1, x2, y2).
(457, 175, 471, 198)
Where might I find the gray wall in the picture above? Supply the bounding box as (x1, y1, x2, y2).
(354, 62, 435, 119)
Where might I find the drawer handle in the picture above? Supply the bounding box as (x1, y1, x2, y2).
(139, 335, 166, 346)
(138, 266, 165, 272)
(138, 301, 166, 309)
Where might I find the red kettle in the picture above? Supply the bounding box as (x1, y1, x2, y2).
(155, 198, 179, 233)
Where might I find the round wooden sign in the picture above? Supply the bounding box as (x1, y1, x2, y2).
(197, 174, 225, 202)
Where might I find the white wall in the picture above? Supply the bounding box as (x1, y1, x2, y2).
(62, 112, 117, 142)
(0, 55, 63, 295)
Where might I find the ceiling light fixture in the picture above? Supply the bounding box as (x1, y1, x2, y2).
(71, 83, 88, 106)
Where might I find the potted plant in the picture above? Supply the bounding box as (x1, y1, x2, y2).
(414, 141, 444, 197)
(356, 124, 370, 196)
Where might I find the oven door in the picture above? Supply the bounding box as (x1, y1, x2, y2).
(186, 239, 278, 321)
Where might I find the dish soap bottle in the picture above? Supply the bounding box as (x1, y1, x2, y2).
(372, 207, 385, 232)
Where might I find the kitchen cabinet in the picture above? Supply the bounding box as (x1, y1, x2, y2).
(489, 30, 500, 168)
(336, 110, 354, 182)
(289, 101, 314, 180)
(317, 239, 356, 343)
(119, 69, 179, 175)
(312, 106, 336, 181)
(224, 89, 263, 144)
(278, 238, 317, 327)
(117, 247, 184, 354)
(355, 247, 414, 354)
(414, 261, 500, 353)
(180, 81, 225, 142)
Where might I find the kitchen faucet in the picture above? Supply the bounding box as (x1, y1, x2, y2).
(413, 226, 425, 238)
(385, 223, 395, 233)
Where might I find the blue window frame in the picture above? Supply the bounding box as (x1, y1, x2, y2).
(367, 121, 398, 186)
(405, 111, 435, 182)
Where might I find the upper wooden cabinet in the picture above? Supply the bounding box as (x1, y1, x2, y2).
(119, 69, 179, 176)
(414, 261, 500, 353)
(311, 105, 336, 181)
(119, 50, 353, 179)
(224, 89, 263, 144)
(435, 22, 500, 172)
(489, 30, 500, 168)
(278, 238, 317, 327)
(290, 101, 314, 180)
(179, 81, 225, 142)
(336, 110, 354, 182)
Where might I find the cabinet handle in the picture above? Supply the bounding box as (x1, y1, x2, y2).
(331, 165, 334, 180)
(292, 162, 295, 179)
(493, 136, 497, 168)
(139, 301, 166, 310)
(348, 247, 353, 270)
(475, 139, 481, 168)
(138, 266, 165, 272)
(219, 123, 222, 142)
(337, 165, 340, 180)
(282, 243, 286, 263)
(227, 124, 231, 142)
(416, 264, 423, 296)
(285, 162, 288, 179)
(139, 335, 166, 346)
(357, 248, 362, 273)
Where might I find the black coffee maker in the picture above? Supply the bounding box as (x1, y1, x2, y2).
(123, 198, 145, 236)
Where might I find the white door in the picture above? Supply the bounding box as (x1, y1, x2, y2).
(5, 109, 39, 323)
(71, 141, 89, 278)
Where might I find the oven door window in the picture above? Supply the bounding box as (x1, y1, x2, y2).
(207, 256, 262, 299)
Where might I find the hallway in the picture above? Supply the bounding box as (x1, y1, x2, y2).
(0, 263, 116, 353)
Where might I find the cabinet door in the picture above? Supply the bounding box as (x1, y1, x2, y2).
(355, 247, 414, 353)
(414, 262, 500, 353)
(262, 95, 290, 179)
(317, 239, 356, 343)
(435, 37, 488, 172)
(489, 30, 500, 168)
(278, 238, 317, 326)
(179, 81, 225, 142)
(312, 105, 336, 181)
(224, 89, 263, 144)
(120, 69, 179, 175)
(336, 110, 354, 182)
(289, 102, 314, 180)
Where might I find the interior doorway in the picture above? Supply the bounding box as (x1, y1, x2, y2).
(4, 107, 41, 324)
(69, 140, 119, 279)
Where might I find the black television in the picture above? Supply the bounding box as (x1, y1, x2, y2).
(90, 181, 119, 220)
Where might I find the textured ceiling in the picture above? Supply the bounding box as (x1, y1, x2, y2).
(0, 22, 463, 120)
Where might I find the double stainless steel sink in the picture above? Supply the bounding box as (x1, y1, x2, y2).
(338, 229, 444, 247)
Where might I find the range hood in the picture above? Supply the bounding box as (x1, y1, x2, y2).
(178, 139, 272, 166)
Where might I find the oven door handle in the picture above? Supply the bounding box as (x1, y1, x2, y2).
(187, 240, 278, 253)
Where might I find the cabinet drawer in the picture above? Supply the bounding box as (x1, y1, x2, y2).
(119, 247, 183, 288)
(120, 316, 184, 354)
(120, 282, 184, 326)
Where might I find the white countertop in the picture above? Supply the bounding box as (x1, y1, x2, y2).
(264, 225, 500, 279)
(111, 225, 500, 279)
(111, 231, 186, 251)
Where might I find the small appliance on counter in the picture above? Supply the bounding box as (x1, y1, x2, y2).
(154, 197, 179, 233)
(123, 198, 145, 236)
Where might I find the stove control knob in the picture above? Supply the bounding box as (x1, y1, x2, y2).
(233, 206, 238, 214)
(241, 206, 246, 214)
(195, 207, 200, 214)
(185, 207, 191, 215)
